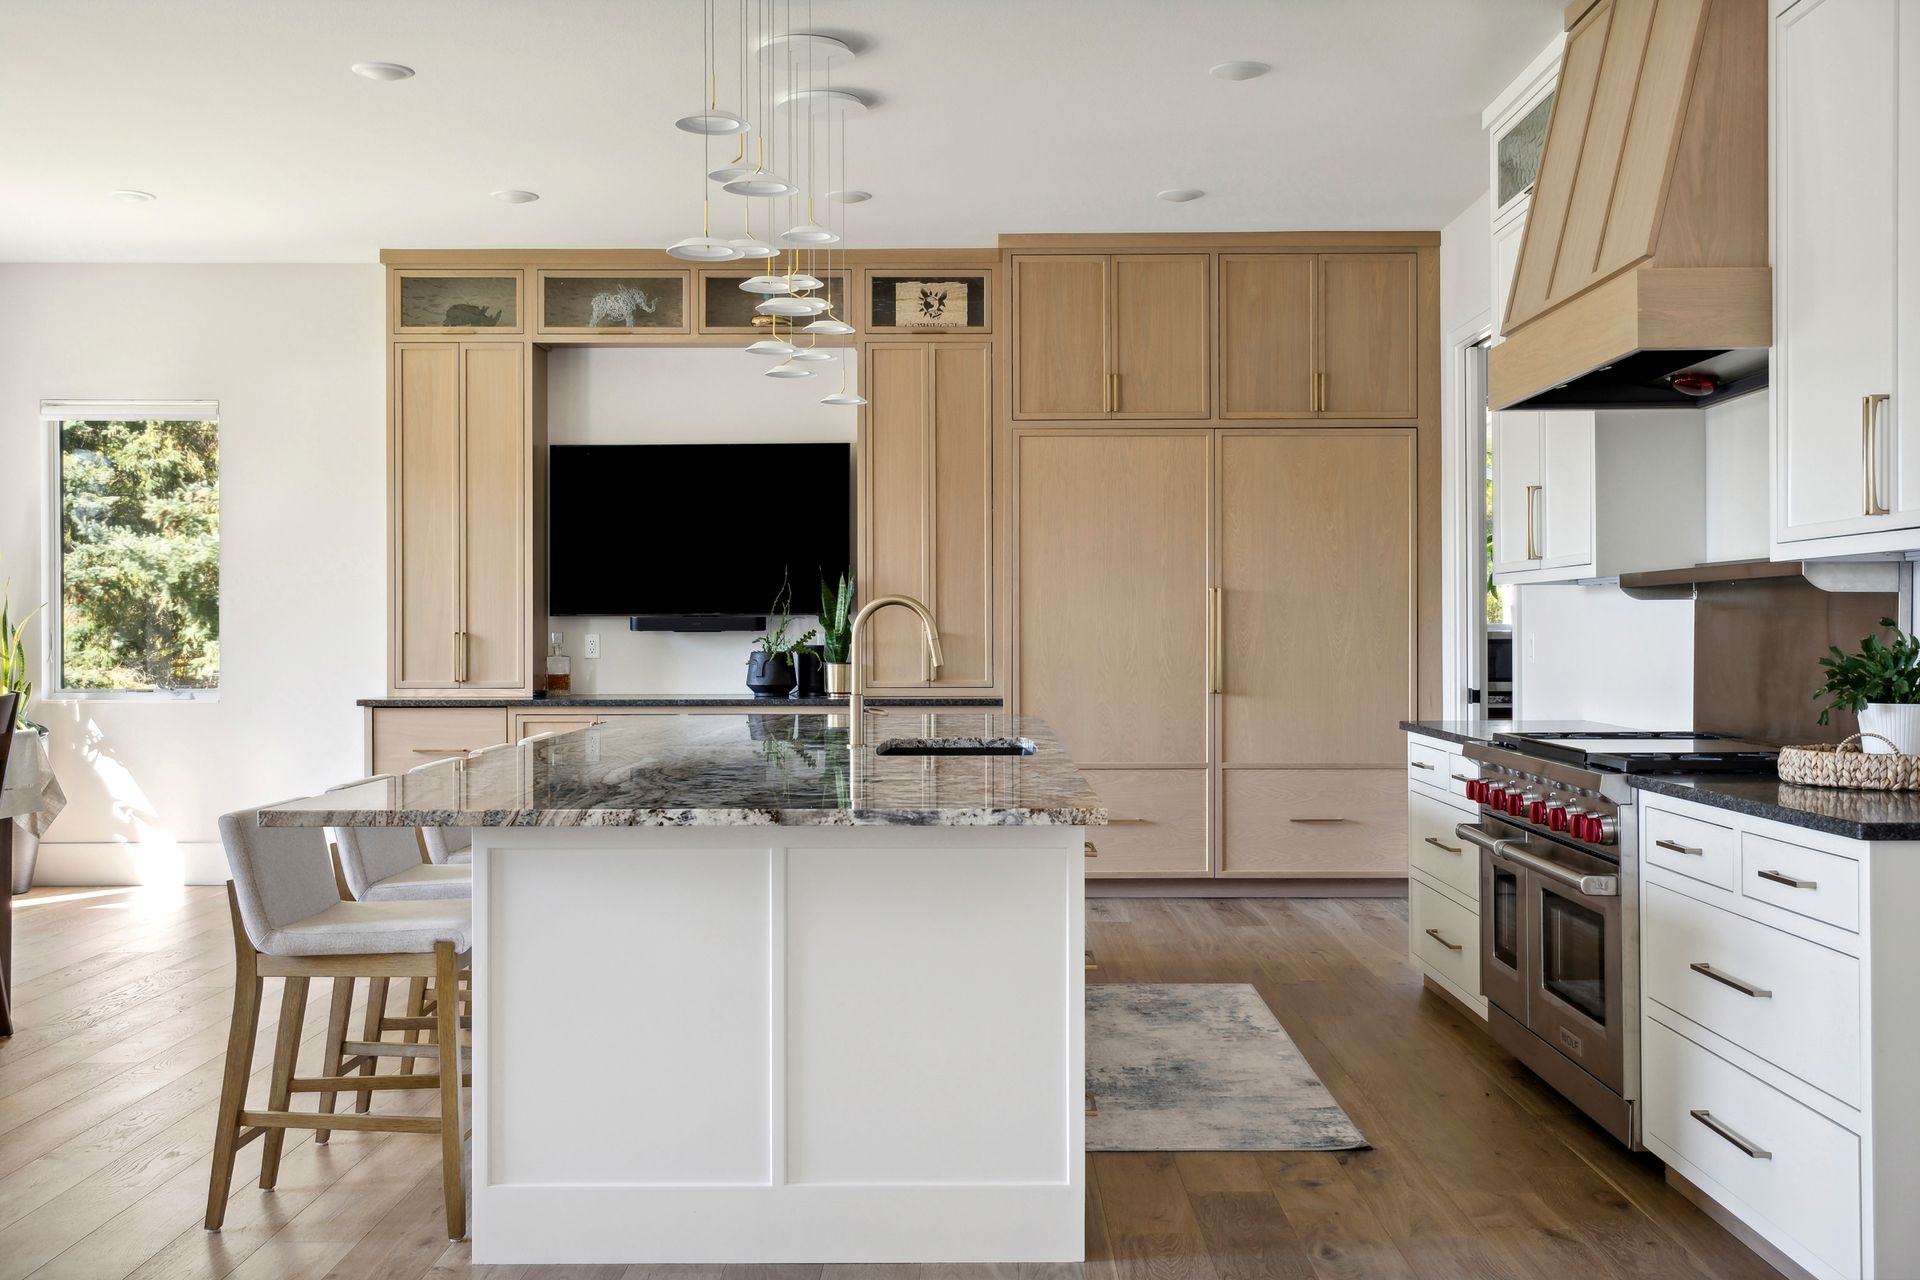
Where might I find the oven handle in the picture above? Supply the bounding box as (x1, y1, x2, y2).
(1454, 822, 1618, 897)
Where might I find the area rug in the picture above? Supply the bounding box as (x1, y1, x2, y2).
(1086, 983, 1369, 1152)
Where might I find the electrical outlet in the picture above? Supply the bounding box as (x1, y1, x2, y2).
(584, 633, 600, 659)
(1525, 634, 1537, 663)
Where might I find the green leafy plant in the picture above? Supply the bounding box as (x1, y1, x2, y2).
(0, 578, 42, 729)
(749, 567, 817, 666)
(818, 569, 855, 664)
(1815, 617, 1920, 724)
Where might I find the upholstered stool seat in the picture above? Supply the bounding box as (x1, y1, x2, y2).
(267, 896, 472, 953)
(422, 826, 473, 866)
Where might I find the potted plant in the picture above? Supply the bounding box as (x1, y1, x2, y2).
(744, 569, 817, 700)
(1, 579, 47, 894)
(819, 569, 855, 696)
(1816, 617, 1920, 753)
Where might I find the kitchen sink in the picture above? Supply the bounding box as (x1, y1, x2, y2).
(872, 736, 1038, 757)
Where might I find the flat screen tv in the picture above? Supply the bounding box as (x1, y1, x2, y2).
(547, 443, 852, 622)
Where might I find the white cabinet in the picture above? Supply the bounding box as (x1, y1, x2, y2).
(1491, 217, 1526, 345)
(1491, 410, 1707, 585)
(1772, 0, 1920, 554)
(1638, 792, 1920, 1280)
(1403, 733, 1486, 1018)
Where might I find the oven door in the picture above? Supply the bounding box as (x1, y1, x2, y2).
(1505, 835, 1626, 1094)
(1478, 836, 1529, 1019)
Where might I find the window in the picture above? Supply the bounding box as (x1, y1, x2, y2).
(43, 401, 220, 698)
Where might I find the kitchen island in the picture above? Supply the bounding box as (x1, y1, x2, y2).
(262, 711, 1104, 1266)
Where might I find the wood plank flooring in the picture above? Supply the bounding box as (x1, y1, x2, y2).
(0, 886, 1780, 1280)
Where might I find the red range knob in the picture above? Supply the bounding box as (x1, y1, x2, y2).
(1546, 805, 1569, 832)
(1466, 780, 1484, 803)
(1527, 800, 1548, 824)
(1486, 786, 1506, 808)
(1577, 815, 1600, 842)
(1509, 792, 1528, 817)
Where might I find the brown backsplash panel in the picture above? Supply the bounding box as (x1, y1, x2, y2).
(1693, 577, 1897, 746)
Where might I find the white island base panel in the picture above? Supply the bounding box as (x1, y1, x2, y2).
(470, 824, 1086, 1265)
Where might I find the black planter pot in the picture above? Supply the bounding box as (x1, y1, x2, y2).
(745, 651, 798, 700)
(793, 645, 827, 697)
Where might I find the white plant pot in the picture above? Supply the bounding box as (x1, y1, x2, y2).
(1856, 703, 1920, 754)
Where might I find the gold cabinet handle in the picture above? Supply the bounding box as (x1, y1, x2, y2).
(1315, 371, 1327, 413)
(411, 747, 471, 754)
(1084, 840, 1098, 858)
(1424, 927, 1463, 952)
(1524, 484, 1542, 560)
(1290, 817, 1352, 825)
(1424, 835, 1463, 854)
(1085, 948, 1098, 971)
(1865, 394, 1891, 516)
(1207, 587, 1223, 694)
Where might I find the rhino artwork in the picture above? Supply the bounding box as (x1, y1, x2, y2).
(443, 303, 502, 327)
(588, 283, 659, 328)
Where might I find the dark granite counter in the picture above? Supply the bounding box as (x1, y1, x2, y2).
(265, 712, 1104, 828)
(361, 694, 1003, 709)
(1400, 720, 1634, 748)
(1627, 773, 1920, 841)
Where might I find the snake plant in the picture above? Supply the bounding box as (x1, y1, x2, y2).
(0, 578, 42, 728)
(819, 570, 855, 664)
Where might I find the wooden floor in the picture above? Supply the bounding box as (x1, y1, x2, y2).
(0, 886, 1780, 1280)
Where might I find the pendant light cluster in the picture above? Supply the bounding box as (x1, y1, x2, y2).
(669, 0, 866, 406)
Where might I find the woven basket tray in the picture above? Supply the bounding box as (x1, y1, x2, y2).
(1777, 733, 1920, 791)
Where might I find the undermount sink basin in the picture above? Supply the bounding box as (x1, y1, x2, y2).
(872, 736, 1038, 757)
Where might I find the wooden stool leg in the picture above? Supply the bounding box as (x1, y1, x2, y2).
(315, 975, 355, 1143)
(434, 943, 467, 1239)
(204, 889, 263, 1231)
(356, 976, 389, 1113)
(258, 975, 310, 1189)
(398, 976, 428, 1076)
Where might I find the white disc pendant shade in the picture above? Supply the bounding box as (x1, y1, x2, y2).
(729, 238, 779, 258)
(740, 274, 798, 294)
(675, 109, 748, 135)
(756, 295, 828, 316)
(723, 172, 797, 197)
(709, 163, 758, 184)
(745, 338, 798, 356)
(667, 235, 741, 261)
(786, 273, 825, 291)
(803, 317, 854, 334)
(821, 389, 867, 404)
(790, 347, 834, 362)
(780, 223, 839, 244)
(764, 361, 814, 378)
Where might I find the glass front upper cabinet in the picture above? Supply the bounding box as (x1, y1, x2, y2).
(1495, 90, 1554, 221)
(868, 273, 991, 333)
(391, 270, 523, 334)
(538, 271, 691, 335)
(699, 271, 851, 334)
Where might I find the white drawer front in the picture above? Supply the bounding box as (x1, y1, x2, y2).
(1644, 883, 1861, 1107)
(1443, 752, 1480, 804)
(1409, 875, 1480, 999)
(1408, 790, 1478, 902)
(1644, 1018, 1860, 1280)
(1406, 738, 1450, 793)
(1644, 805, 1735, 891)
(1741, 833, 1859, 934)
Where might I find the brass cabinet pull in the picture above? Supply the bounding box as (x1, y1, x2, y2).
(1865, 394, 1891, 516)
(1107, 816, 1150, 825)
(1756, 868, 1817, 890)
(1110, 371, 1120, 414)
(1690, 961, 1771, 999)
(1084, 840, 1098, 858)
(1291, 817, 1352, 825)
(411, 747, 470, 754)
(1085, 948, 1098, 971)
(1314, 370, 1327, 413)
(1689, 1109, 1771, 1160)
(1655, 839, 1702, 857)
(1409, 760, 1436, 771)
(1424, 927, 1463, 952)
(1524, 485, 1542, 560)
(1424, 836, 1463, 854)
(1207, 587, 1224, 694)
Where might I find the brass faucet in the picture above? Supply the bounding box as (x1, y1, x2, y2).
(846, 594, 944, 748)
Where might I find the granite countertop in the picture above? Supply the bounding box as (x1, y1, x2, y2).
(1399, 719, 1635, 748)
(1626, 773, 1920, 841)
(360, 694, 1004, 709)
(262, 712, 1106, 829)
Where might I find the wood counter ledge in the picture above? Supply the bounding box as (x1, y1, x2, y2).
(267, 712, 1106, 828)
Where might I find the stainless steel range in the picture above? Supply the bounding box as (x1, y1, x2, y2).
(1457, 730, 1777, 1149)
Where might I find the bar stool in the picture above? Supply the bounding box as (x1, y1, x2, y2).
(407, 757, 473, 865)
(206, 807, 471, 1239)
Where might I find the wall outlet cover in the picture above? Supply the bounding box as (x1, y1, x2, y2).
(584, 633, 600, 658)
(1526, 634, 1537, 662)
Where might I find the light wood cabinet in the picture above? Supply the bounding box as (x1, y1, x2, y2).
(860, 342, 994, 691)
(368, 706, 509, 777)
(1015, 430, 1213, 875)
(390, 341, 533, 693)
(1011, 254, 1209, 419)
(1218, 252, 1417, 419)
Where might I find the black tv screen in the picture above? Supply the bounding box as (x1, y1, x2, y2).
(548, 443, 852, 619)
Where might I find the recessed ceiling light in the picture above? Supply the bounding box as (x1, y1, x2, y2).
(826, 189, 871, 204)
(1158, 188, 1205, 203)
(351, 61, 415, 81)
(109, 189, 156, 204)
(1209, 61, 1270, 81)
(490, 189, 540, 204)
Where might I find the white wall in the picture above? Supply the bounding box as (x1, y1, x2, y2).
(1514, 585, 1696, 728)
(0, 264, 386, 884)
(1703, 389, 1769, 562)
(544, 347, 859, 695)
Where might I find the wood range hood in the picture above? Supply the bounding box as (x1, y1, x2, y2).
(1488, 0, 1769, 412)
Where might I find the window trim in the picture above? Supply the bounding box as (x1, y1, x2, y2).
(41, 401, 222, 703)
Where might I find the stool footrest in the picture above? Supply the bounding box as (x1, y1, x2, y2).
(239, 1108, 442, 1135)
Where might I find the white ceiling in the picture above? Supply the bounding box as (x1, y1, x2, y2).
(0, 0, 1564, 262)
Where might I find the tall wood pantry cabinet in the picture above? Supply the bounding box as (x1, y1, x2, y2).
(1014, 429, 1417, 879)
(389, 341, 541, 693)
(858, 340, 996, 691)
(1011, 254, 1211, 419)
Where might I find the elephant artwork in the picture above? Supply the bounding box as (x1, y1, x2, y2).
(587, 283, 659, 328)
(442, 302, 502, 327)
